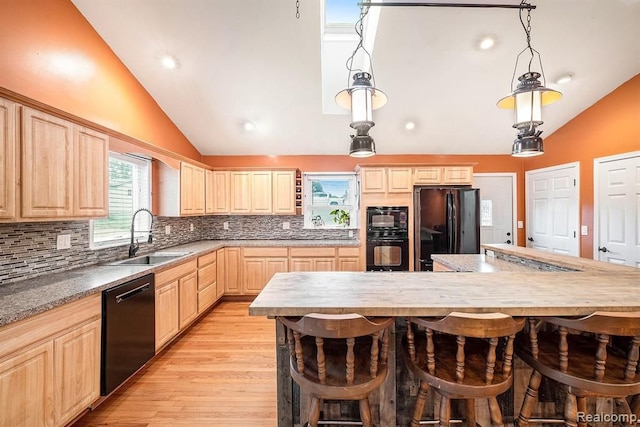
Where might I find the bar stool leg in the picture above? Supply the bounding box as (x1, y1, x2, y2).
(564, 392, 578, 427)
(439, 395, 452, 427)
(518, 370, 542, 427)
(630, 395, 640, 421)
(411, 381, 430, 427)
(614, 397, 634, 427)
(488, 396, 504, 427)
(359, 397, 373, 427)
(307, 396, 322, 427)
(466, 399, 476, 427)
(576, 396, 587, 427)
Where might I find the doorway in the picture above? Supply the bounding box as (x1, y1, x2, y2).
(474, 174, 517, 246)
(525, 163, 580, 256)
(594, 151, 640, 267)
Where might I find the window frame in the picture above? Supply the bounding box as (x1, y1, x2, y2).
(303, 172, 359, 229)
(89, 152, 152, 250)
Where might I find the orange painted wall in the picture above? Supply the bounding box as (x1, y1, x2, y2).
(524, 74, 640, 258)
(204, 154, 528, 245)
(0, 0, 201, 161)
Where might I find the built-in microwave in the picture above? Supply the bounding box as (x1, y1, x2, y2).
(366, 206, 409, 232)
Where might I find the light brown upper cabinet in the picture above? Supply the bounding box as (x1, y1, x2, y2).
(361, 167, 412, 193)
(206, 170, 231, 214)
(21, 107, 108, 219)
(413, 166, 473, 185)
(158, 161, 206, 216)
(251, 171, 273, 214)
(272, 170, 296, 215)
(230, 171, 252, 214)
(0, 98, 16, 219)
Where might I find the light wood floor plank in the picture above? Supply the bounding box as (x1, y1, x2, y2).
(73, 301, 277, 426)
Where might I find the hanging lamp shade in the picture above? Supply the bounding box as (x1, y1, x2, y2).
(497, 72, 561, 129)
(349, 133, 376, 158)
(336, 72, 387, 129)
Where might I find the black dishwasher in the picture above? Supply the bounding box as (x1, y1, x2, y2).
(101, 273, 155, 395)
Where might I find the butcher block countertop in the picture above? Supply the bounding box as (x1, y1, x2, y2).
(250, 246, 639, 318)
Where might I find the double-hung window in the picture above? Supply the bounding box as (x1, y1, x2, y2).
(303, 173, 358, 229)
(90, 153, 151, 249)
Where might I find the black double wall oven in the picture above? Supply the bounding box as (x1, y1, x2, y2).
(365, 206, 410, 271)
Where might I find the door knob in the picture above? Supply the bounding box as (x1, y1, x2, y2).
(527, 237, 534, 242)
(506, 232, 511, 236)
(598, 246, 609, 253)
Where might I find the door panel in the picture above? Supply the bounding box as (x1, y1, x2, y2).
(474, 175, 515, 246)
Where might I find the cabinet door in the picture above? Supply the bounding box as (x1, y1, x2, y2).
(314, 258, 336, 271)
(242, 257, 266, 294)
(212, 171, 231, 214)
(224, 248, 242, 294)
(216, 248, 226, 299)
(230, 171, 252, 214)
(290, 258, 313, 272)
(205, 169, 215, 214)
(251, 171, 273, 213)
(21, 107, 74, 218)
(180, 163, 205, 215)
(0, 98, 16, 219)
(414, 167, 443, 185)
(388, 167, 413, 193)
(178, 272, 199, 329)
(266, 258, 288, 284)
(0, 341, 55, 427)
(443, 166, 473, 185)
(361, 168, 386, 193)
(272, 170, 295, 214)
(192, 165, 206, 214)
(54, 319, 101, 426)
(338, 257, 360, 271)
(74, 126, 108, 217)
(155, 281, 179, 351)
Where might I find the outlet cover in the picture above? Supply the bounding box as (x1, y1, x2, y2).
(165, 225, 171, 235)
(190, 223, 194, 232)
(348, 230, 354, 238)
(282, 221, 290, 230)
(223, 221, 229, 230)
(56, 234, 71, 250)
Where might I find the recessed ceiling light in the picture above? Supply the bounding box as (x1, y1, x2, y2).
(478, 35, 497, 50)
(161, 55, 178, 70)
(554, 73, 575, 84)
(243, 121, 256, 131)
(405, 121, 416, 131)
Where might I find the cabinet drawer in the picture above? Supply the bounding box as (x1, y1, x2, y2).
(414, 167, 443, 184)
(198, 283, 218, 313)
(337, 247, 360, 257)
(290, 247, 336, 257)
(197, 251, 217, 268)
(197, 261, 217, 291)
(243, 247, 288, 257)
(155, 259, 197, 286)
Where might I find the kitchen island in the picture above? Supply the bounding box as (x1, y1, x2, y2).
(249, 249, 639, 426)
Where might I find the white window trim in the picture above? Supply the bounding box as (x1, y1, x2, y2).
(303, 172, 359, 229)
(89, 152, 152, 250)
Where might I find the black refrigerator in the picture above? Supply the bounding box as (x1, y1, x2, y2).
(414, 187, 480, 271)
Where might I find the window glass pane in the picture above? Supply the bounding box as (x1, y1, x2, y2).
(481, 199, 493, 227)
(91, 153, 151, 248)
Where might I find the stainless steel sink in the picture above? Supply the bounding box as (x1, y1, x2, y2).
(104, 252, 191, 266)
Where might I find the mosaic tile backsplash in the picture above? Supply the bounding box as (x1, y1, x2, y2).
(0, 215, 356, 284)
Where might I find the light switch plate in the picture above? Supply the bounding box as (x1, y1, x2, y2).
(282, 222, 290, 230)
(581, 225, 588, 236)
(56, 234, 71, 250)
(223, 221, 229, 230)
(517, 221, 524, 229)
(165, 225, 171, 235)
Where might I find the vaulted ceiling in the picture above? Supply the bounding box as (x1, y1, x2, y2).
(72, 0, 640, 156)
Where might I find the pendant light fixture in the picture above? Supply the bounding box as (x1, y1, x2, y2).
(497, 0, 561, 157)
(335, 5, 387, 158)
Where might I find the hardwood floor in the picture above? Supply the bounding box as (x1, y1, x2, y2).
(73, 301, 277, 426)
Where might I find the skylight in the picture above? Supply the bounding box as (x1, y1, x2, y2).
(325, 0, 360, 27)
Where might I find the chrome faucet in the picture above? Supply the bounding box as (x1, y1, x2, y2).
(129, 208, 153, 258)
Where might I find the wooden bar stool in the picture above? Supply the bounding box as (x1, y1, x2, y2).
(404, 312, 525, 427)
(515, 312, 640, 427)
(278, 313, 394, 427)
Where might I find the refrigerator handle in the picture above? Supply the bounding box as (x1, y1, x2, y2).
(446, 193, 454, 253)
(451, 195, 457, 253)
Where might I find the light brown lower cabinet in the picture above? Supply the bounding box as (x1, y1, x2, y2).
(0, 293, 101, 427)
(224, 247, 242, 294)
(337, 247, 361, 271)
(178, 271, 198, 329)
(242, 247, 288, 294)
(289, 247, 337, 272)
(432, 261, 455, 272)
(197, 251, 219, 313)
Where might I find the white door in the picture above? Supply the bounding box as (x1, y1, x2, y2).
(594, 152, 640, 267)
(474, 174, 516, 246)
(526, 163, 580, 256)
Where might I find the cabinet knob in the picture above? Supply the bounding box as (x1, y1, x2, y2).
(527, 237, 534, 242)
(598, 246, 609, 253)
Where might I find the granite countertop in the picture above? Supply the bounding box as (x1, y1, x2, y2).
(0, 239, 359, 328)
(431, 254, 537, 272)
